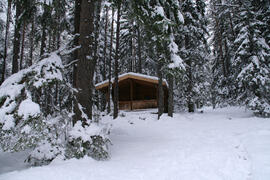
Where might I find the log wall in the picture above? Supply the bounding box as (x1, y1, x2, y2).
(119, 99, 157, 110)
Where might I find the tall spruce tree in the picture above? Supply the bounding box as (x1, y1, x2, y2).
(71, 0, 110, 159)
(12, 0, 24, 74)
(1, 0, 11, 84)
(133, 0, 185, 118)
(209, 0, 237, 107)
(175, 0, 209, 112)
(113, 0, 122, 119)
(209, 0, 270, 116)
(232, 0, 270, 117)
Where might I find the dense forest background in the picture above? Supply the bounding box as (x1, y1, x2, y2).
(0, 0, 269, 166)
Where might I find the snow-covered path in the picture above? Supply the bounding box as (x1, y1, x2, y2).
(0, 107, 270, 180)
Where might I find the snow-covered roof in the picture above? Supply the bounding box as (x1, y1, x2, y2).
(95, 72, 168, 90)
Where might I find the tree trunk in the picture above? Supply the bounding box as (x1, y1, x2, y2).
(102, 7, 109, 81)
(137, 25, 142, 73)
(215, 18, 226, 78)
(55, 82, 59, 109)
(185, 35, 194, 113)
(20, 21, 26, 70)
(101, 7, 109, 111)
(157, 61, 164, 119)
(94, 0, 101, 62)
(93, 0, 101, 72)
(168, 73, 173, 117)
(40, 3, 49, 57)
(187, 58, 194, 113)
(12, 0, 23, 74)
(40, 25, 47, 56)
(73, 0, 96, 125)
(55, 0, 61, 50)
(131, 21, 136, 72)
(1, 0, 12, 84)
(72, 0, 81, 88)
(93, 0, 102, 111)
(48, 30, 52, 52)
(129, 20, 136, 72)
(56, 23, 61, 50)
(29, 15, 35, 67)
(52, 30, 56, 51)
(129, 38, 133, 72)
(107, 8, 115, 114)
(224, 38, 230, 77)
(229, 13, 236, 40)
(113, 1, 121, 119)
(95, 68, 100, 111)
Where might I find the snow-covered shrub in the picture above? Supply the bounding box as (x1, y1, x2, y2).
(0, 53, 72, 165)
(0, 52, 111, 166)
(66, 119, 111, 160)
(65, 104, 111, 161)
(26, 138, 65, 166)
(25, 115, 69, 166)
(248, 97, 270, 118)
(235, 55, 270, 118)
(0, 53, 63, 148)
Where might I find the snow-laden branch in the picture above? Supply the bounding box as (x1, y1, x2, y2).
(214, 4, 240, 8)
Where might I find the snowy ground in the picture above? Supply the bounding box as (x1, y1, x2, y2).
(0, 107, 270, 180)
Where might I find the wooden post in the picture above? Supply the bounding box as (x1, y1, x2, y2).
(156, 84, 158, 107)
(130, 79, 133, 110)
(106, 91, 109, 104)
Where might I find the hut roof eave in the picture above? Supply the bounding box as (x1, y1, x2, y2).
(95, 72, 168, 90)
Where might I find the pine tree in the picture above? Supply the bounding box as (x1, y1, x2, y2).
(118, 1, 138, 73)
(72, 0, 81, 89)
(40, 2, 52, 56)
(71, 0, 110, 160)
(12, 0, 24, 74)
(209, 0, 238, 107)
(0, 53, 70, 165)
(113, 0, 122, 119)
(259, 1, 270, 47)
(99, 5, 109, 111)
(175, 0, 209, 112)
(107, 7, 115, 114)
(1, 0, 11, 84)
(232, 1, 270, 117)
(132, 0, 185, 117)
(0, 0, 111, 165)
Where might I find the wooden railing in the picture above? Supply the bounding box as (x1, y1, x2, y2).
(119, 99, 157, 110)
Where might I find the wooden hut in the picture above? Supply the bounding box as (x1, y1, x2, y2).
(95, 72, 168, 111)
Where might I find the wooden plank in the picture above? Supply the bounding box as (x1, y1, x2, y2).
(132, 79, 156, 88)
(156, 84, 159, 107)
(119, 99, 157, 110)
(130, 79, 133, 110)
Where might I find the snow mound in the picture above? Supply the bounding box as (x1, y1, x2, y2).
(69, 121, 107, 142)
(0, 53, 63, 130)
(18, 99, 41, 120)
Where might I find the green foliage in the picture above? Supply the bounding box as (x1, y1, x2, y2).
(66, 117, 111, 161)
(173, 0, 210, 111)
(232, 1, 270, 117)
(209, 0, 270, 116)
(66, 135, 110, 160)
(0, 53, 71, 165)
(132, 0, 186, 75)
(25, 115, 68, 166)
